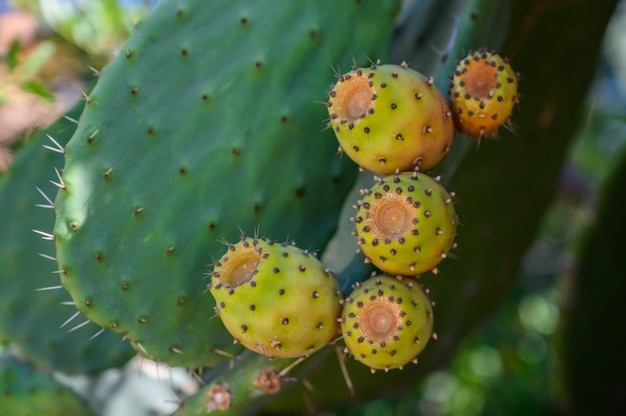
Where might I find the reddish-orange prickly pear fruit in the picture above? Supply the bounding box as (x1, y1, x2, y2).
(340, 274, 434, 372)
(449, 49, 519, 138)
(326, 62, 455, 174)
(353, 171, 458, 276)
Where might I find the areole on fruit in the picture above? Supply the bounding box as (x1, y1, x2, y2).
(208, 235, 343, 359)
(354, 171, 458, 276)
(326, 62, 455, 174)
(449, 49, 519, 138)
(340, 274, 435, 372)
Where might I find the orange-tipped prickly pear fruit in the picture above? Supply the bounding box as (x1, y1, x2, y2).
(353, 171, 458, 276)
(449, 49, 519, 138)
(326, 62, 455, 174)
(208, 236, 343, 359)
(340, 274, 435, 372)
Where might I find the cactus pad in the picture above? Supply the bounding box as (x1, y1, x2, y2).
(353, 171, 458, 276)
(340, 274, 434, 371)
(209, 236, 343, 358)
(0, 107, 134, 375)
(52, 0, 399, 367)
(0, 354, 95, 415)
(326, 63, 455, 174)
(449, 49, 519, 138)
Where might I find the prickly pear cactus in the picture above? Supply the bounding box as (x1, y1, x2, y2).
(0, 354, 95, 416)
(340, 274, 434, 372)
(52, 0, 400, 368)
(208, 236, 342, 358)
(176, 352, 295, 415)
(327, 63, 455, 174)
(354, 171, 458, 276)
(449, 49, 519, 138)
(0, 105, 134, 374)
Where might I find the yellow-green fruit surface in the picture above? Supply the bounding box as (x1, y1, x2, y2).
(208, 236, 342, 358)
(341, 274, 434, 371)
(327, 64, 454, 174)
(354, 171, 458, 276)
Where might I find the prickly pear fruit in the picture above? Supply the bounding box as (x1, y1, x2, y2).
(449, 49, 519, 138)
(326, 63, 455, 175)
(208, 236, 343, 359)
(340, 274, 434, 371)
(353, 171, 458, 276)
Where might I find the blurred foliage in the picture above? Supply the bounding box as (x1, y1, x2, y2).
(8, 0, 153, 60)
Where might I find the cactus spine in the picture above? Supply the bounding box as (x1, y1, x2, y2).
(449, 49, 519, 138)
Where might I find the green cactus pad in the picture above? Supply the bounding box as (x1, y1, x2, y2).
(0, 107, 134, 374)
(0, 354, 95, 415)
(209, 236, 343, 358)
(176, 352, 294, 415)
(340, 274, 434, 371)
(449, 49, 519, 138)
(53, 0, 399, 367)
(326, 63, 455, 175)
(353, 171, 458, 276)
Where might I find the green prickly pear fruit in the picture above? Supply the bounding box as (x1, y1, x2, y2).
(353, 171, 458, 276)
(326, 62, 455, 175)
(449, 49, 519, 138)
(208, 236, 343, 359)
(340, 274, 434, 372)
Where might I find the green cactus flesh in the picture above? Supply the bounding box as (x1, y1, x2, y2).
(176, 352, 295, 415)
(353, 171, 458, 276)
(0, 354, 95, 416)
(0, 106, 134, 374)
(340, 274, 434, 372)
(52, 0, 399, 367)
(326, 63, 454, 175)
(449, 49, 519, 138)
(209, 236, 343, 359)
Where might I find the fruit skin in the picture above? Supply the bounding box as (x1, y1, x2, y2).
(208, 236, 343, 359)
(52, 0, 399, 368)
(449, 49, 519, 138)
(340, 274, 434, 371)
(326, 63, 455, 175)
(353, 171, 458, 276)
